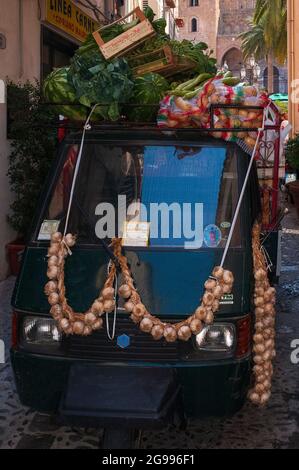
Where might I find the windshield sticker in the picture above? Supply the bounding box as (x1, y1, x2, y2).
(220, 294, 234, 305)
(122, 221, 150, 247)
(220, 221, 231, 229)
(203, 224, 222, 248)
(38, 220, 60, 241)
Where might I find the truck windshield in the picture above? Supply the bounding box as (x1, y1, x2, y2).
(39, 142, 241, 248)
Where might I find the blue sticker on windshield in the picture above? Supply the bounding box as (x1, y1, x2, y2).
(203, 225, 222, 248)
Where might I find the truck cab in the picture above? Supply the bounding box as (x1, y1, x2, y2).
(11, 128, 262, 445)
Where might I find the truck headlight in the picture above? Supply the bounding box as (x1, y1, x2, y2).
(22, 316, 62, 348)
(195, 324, 235, 352)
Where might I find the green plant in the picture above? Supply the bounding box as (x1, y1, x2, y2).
(285, 135, 299, 171)
(7, 80, 57, 237)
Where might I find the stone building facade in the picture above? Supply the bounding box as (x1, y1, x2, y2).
(177, 0, 288, 93)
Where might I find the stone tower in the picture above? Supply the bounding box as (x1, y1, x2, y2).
(217, 0, 256, 73)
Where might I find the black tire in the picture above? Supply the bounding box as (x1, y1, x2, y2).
(102, 428, 137, 449)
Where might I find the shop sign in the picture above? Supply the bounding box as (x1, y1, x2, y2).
(46, 0, 98, 42)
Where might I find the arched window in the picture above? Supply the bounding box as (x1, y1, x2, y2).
(191, 18, 198, 32)
(190, 0, 199, 6)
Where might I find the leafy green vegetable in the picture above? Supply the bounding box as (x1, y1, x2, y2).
(69, 49, 134, 121)
(144, 6, 155, 23)
(152, 18, 167, 36)
(128, 73, 169, 122)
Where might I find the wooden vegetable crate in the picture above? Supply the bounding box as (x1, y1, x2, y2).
(129, 46, 198, 77)
(93, 7, 156, 60)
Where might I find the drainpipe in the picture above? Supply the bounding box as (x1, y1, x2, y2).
(18, 0, 24, 78)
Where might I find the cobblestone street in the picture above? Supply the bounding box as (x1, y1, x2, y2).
(1, 207, 299, 449)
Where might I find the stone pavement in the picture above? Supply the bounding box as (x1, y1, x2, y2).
(0, 207, 299, 449)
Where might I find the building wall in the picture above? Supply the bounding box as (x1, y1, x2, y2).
(0, 0, 103, 280)
(177, 0, 219, 54)
(0, 0, 41, 280)
(288, 0, 299, 134)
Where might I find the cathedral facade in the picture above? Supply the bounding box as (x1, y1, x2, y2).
(177, 0, 288, 93)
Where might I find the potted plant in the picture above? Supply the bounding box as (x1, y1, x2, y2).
(6, 80, 57, 275)
(285, 134, 299, 217)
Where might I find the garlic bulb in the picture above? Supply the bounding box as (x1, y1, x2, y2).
(203, 292, 214, 306)
(50, 306, 62, 320)
(221, 283, 232, 294)
(205, 311, 214, 325)
(254, 343, 265, 354)
(130, 314, 141, 324)
(190, 318, 202, 334)
(254, 297, 264, 308)
(47, 266, 59, 280)
(59, 318, 70, 331)
(64, 233, 76, 247)
(51, 232, 62, 243)
(83, 325, 92, 336)
(140, 317, 153, 333)
(73, 321, 85, 335)
(48, 244, 60, 256)
(253, 355, 263, 365)
(213, 285, 223, 299)
(195, 306, 207, 321)
(103, 299, 115, 313)
(213, 266, 224, 279)
(254, 269, 267, 281)
(255, 307, 264, 317)
(178, 325, 192, 342)
(84, 312, 97, 325)
(223, 270, 234, 285)
(164, 326, 177, 343)
(204, 279, 217, 291)
(91, 300, 104, 315)
(133, 303, 146, 318)
(255, 383, 265, 394)
(253, 333, 264, 344)
(44, 281, 58, 295)
(118, 284, 132, 299)
(151, 324, 164, 340)
(92, 319, 103, 331)
(255, 321, 264, 332)
(48, 292, 59, 306)
(124, 301, 134, 313)
(48, 256, 59, 267)
(102, 287, 115, 300)
(255, 287, 265, 297)
(248, 391, 260, 404)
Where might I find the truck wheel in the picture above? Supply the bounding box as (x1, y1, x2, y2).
(102, 428, 137, 449)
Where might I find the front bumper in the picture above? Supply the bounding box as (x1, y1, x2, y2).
(11, 349, 251, 419)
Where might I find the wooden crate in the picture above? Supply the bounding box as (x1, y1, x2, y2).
(93, 7, 156, 60)
(130, 46, 197, 77)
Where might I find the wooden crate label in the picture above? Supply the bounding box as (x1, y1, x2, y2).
(98, 20, 154, 60)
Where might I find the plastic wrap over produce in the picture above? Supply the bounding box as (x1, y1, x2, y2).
(157, 77, 270, 153)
